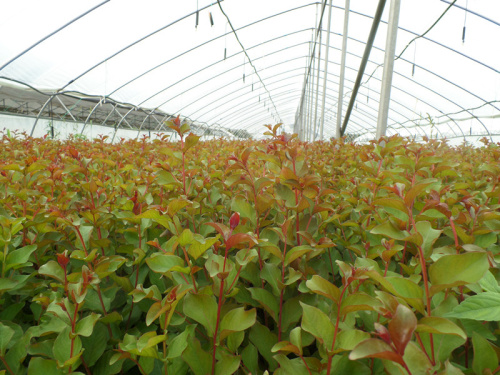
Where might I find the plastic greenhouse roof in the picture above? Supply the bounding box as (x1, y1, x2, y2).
(0, 0, 499, 142)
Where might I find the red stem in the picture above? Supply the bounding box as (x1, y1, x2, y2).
(211, 243, 229, 375)
(0, 356, 15, 375)
(326, 280, 352, 375)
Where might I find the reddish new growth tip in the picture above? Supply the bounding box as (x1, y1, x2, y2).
(229, 212, 240, 231)
(57, 251, 70, 269)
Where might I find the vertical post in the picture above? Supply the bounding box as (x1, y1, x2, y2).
(319, 0, 333, 140)
(336, 0, 350, 139)
(376, 0, 400, 139)
(307, 55, 315, 141)
(313, 21, 323, 141)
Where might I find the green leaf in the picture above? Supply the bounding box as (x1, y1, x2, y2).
(241, 344, 259, 374)
(479, 270, 500, 293)
(81, 324, 108, 367)
(188, 236, 219, 261)
(137, 331, 166, 353)
(182, 336, 211, 375)
(249, 322, 278, 371)
(53, 326, 82, 364)
(258, 242, 282, 259)
(178, 229, 193, 247)
(403, 342, 433, 375)
(28, 358, 62, 375)
(300, 302, 335, 350)
(260, 263, 281, 296)
(220, 307, 256, 340)
(0, 322, 15, 356)
(305, 275, 341, 303)
(99, 311, 123, 324)
(215, 350, 240, 375)
(156, 170, 179, 185)
(415, 221, 442, 257)
(340, 292, 382, 316)
(371, 221, 408, 240)
(404, 180, 436, 206)
(231, 196, 257, 227)
(183, 293, 217, 337)
(38, 260, 65, 283)
(75, 313, 101, 337)
(373, 197, 408, 214)
(416, 317, 466, 340)
(429, 252, 489, 292)
(273, 354, 310, 375)
(336, 329, 371, 351)
(284, 245, 313, 266)
(167, 326, 195, 359)
(146, 254, 186, 274)
(248, 287, 279, 321)
(444, 292, 500, 321)
(183, 133, 200, 152)
(5, 244, 37, 271)
(437, 360, 465, 375)
(472, 332, 498, 375)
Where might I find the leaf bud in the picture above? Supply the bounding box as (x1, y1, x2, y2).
(229, 212, 240, 231)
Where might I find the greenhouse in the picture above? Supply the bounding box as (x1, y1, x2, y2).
(1, 0, 498, 143)
(1, 1, 500, 375)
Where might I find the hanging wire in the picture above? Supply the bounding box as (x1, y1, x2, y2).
(361, 0, 459, 88)
(216, 0, 282, 122)
(412, 41, 416, 76)
(196, 0, 199, 28)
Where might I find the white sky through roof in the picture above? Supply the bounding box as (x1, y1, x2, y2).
(0, 0, 499, 142)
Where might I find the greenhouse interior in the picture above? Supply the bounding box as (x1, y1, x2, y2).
(1, 1, 500, 375)
(1, 0, 498, 143)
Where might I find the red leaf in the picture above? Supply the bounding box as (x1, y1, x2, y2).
(225, 232, 257, 250)
(205, 222, 231, 242)
(388, 304, 417, 356)
(229, 212, 240, 231)
(173, 115, 181, 126)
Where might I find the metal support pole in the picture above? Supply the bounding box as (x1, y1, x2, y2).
(336, 0, 350, 139)
(313, 22, 323, 141)
(307, 56, 315, 141)
(376, 0, 401, 139)
(340, 0, 387, 136)
(319, 0, 333, 140)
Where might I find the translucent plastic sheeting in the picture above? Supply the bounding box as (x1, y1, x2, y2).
(0, 0, 498, 142)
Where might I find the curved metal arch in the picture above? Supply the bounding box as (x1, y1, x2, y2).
(155, 32, 469, 140)
(108, 5, 319, 101)
(335, 8, 498, 138)
(0, 1, 110, 72)
(138, 31, 314, 110)
(81, 97, 106, 134)
(343, 5, 499, 75)
(243, 100, 371, 137)
(199, 69, 433, 140)
(227, 91, 378, 136)
(56, 1, 228, 91)
(30, 94, 56, 137)
(183, 54, 448, 140)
